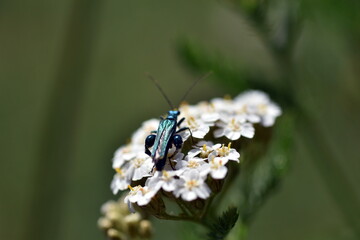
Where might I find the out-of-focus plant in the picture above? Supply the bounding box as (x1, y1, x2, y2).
(177, 0, 360, 239)
(98, 0, 360, 239)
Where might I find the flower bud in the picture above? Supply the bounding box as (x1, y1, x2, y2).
(139, 220, 153, 238)
(97, 217, 112, 230)
(107, 228, 125, 240)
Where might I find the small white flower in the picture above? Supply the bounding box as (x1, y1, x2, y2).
(185, 116, 212, 139)
(211, 97, 235, 114)
(127, 152, 153, 181)
(205, 154, 229, 179)
(179, 103, 201, 119)
(112, 144, 139, 169)
(212, 143, 240, 162)
(235, 90, 281, 127)
(188, 141, 215, 158)
(146, 170, 179, 192)
(124, 185, 157, 207)
(175, 156, 209, 175)
(123, 185, 142, 213)
(173, 169, 211, 201)
(196, 102, 221, 123)
(111, 167, 132, 193)
(214, 116, 255, 140)
(258, 102, 282, 127)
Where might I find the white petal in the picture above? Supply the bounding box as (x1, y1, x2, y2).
(181, 191, 197, 201)
(201, 112, 220, 122)
(211, 166, 228, 179)
(188, 148, 201, 157)
(214, 128, 225, 138)
(241, 124, 255, 138)
(195, 184, 211, 199)
(193, 125, 209, 138)
(228, 150, 240, 162)
(224, 129, 241, 140)
(262, 116, 275, 127)
(162, 180, 176, 192)
(247, 114, 261, 123)
(132, 167, 151, 181)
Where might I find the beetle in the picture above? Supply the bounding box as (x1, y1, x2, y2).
(144, 73, 211, 171)
(145, 110, 188, 171)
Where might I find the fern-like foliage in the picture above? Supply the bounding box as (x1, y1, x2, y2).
(206, 207, 239, 240)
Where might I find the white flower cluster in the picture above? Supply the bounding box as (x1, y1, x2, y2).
(110, 90, 281, 211)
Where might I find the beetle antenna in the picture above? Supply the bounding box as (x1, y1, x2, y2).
(146, 73, 175, 109)
(179, 71, 212, 105)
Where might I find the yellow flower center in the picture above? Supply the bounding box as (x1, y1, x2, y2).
(133, 157, 145, 168)
(186, 116, 198, 129)
(128, 185, 141, 194)
(258, 104, 267, 114)
(140, 187, 149, 195)
(162, 170, 170, 180)
(228, 118, 241, 131)
(200, 144, 211, 158)
(210, 158, 223, 170)
(217, 142, 231, 157)
(185, 180, 199, 190)
(187, 160, 200, 168)
(237, 104, 247, 114)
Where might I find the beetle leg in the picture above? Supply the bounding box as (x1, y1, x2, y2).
(177, 117, 185, 127)
(145, 147, 151, 156)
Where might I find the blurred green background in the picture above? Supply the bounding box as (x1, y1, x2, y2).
(0, 1, 359, 240)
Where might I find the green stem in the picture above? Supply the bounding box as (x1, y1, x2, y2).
(238, 222, 248, 240)
(200, 195, 215, 219)
(156, 212, 209, 228)
(174, 198, 191, 216)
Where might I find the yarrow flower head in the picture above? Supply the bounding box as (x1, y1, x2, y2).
(110, 90, 281, 218)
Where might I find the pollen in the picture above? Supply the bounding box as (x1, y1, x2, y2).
(217, 143, 231, 157)
(185, 179, 199, 190)
(187, 116, 198, 129)
(202, 144, 208, 151)
(210, 159, 223, 170)
(200, 144, 211, 158)
(115, 168, 124, 175)
(187, 160, 200, 168)
(133, 158, 145, 168)
(140, 187, 149, 195)
(162, 170, 170, 179)
(228, 118, 241, 131)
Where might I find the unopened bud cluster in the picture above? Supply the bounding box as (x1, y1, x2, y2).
(98, 198, 152, 240)
(110, 90, 281, 218)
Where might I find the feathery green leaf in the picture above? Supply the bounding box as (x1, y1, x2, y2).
(206, 207, 239, 240)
